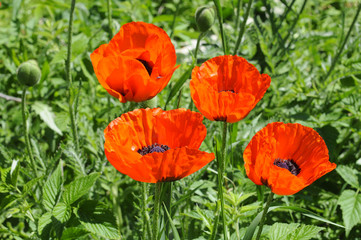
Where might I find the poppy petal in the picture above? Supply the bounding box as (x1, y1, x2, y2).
(190, 55, 271, 123)
(91, 22, 177, 102)
(243, 122, 336, 195)
(104, 108, 215, 183)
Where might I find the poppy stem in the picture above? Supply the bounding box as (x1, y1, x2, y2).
(152, 182, 163, 240)
(255, 192, 274, 240)
(233, 0, 253, 55)
(142, 182, 152, 240)
(194, 32, 205, 64)
(217, 121, 228, 239)
(66, 0, 80, 152)
(213, 0, 229, 55)
(21, 88, 38, 177)
(106, 0, 113, 39)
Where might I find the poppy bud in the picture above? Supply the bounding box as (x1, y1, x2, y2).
(195, 6, 215, 32)
(17, 60, 41, 87)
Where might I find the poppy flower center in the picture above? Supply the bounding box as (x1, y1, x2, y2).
(218, 90, 235, 93)
(137, 143, 170, 156)
(136, 59, 153, 76)
(273, 158, 300, 176)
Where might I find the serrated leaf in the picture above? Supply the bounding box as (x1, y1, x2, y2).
(63, 172, 100, 205)
(61, 227, 89, 240)
(52, 202, 71, 223)
(76, 200, 120, 239)
(336, 165, 360, 189)
(43, 162, 63, 211)
(269, 223, 299, 240)
(290, 224, 324, 240)
(1, 167, 11, 185)
(32, 101, 63, 135)
(38, 212, 52, 237)
(338, 190, 361, 235)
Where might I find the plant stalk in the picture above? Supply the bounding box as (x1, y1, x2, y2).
(142, 182, 152, 240)
(21, 88, 38, 177)
(213, 0, 228, 55)
(152, 182, 163, 240)
(233, 0, 253, 55)
(194, 32, 205, 64)
(217, 121, 228, 240)
(66, 0, 79, 152)
(255, 192, 274, 240)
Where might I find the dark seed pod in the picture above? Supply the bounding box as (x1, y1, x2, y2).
(195, 6, 215, 32)
(17, 60, 41, 87)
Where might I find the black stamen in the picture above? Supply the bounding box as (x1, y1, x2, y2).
(218, 90, 235, 93)
(136, 59, 153, 76)
(274, 158, 300, 176)
(137, 143, 170, 156)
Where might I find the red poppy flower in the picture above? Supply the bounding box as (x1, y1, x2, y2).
(104, 108, 215, 183)
(91, 22, 178, 103)
(190, 55, 271, 123)
(243, 122, 336, 195)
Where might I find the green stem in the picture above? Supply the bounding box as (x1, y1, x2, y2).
(21, 88, 38, 177)
(217, 121, 228, 240)
(152, 182, 163, 240)
(323, 3, 361, 83)
(234, 0, 242, 32)
(194, 32, 205, 64)
(169, 1, 181, 38)
(213, 0, 228, 55)
(233, 0, 253, 55)
(66, 0, 79, 152)
(163, 182, 173, 239)
(66, 0, 76, 85)
(142, 182, 152, 240)
(255, 192, 274, 240)
(106, 0, 113, 39)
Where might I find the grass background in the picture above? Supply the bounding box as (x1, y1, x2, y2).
(0, 0, 361, 239)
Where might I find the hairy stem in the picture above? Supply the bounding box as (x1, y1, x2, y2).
(255, 192, 274, 240)
(213, 0, 228, 55)
(217, 121, 228, 240)
(152, 182, 163, 240)
(21, 88, 38, 177)
(233, 0, 253, 55)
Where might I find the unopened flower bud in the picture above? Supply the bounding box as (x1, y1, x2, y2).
(195, 6, 215, 32)
(17, 60, 41, 87)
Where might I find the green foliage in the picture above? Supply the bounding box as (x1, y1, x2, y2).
(268, 223, 324, 240)
(62, 172, 101, 205)
(338, 190, 361, 236)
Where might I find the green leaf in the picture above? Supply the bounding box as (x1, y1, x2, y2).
(269, 223, 324, 240)
(52, 202, 71, 223)
(164, 65, 193, 108)
(336, 165, 360, 189)
(338, 190, 361, 235)
(38, 212, 52, 237)
(62, 172, 100, 205)
(61, 227, 89, 240)
(269, 223, 299, 240)
(32, 101, 63, 135)
(163, 203, 181, 240)
(43, 162, 63, 211)
(76, 200, 121, 239)
(290, 224, 324, 240)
